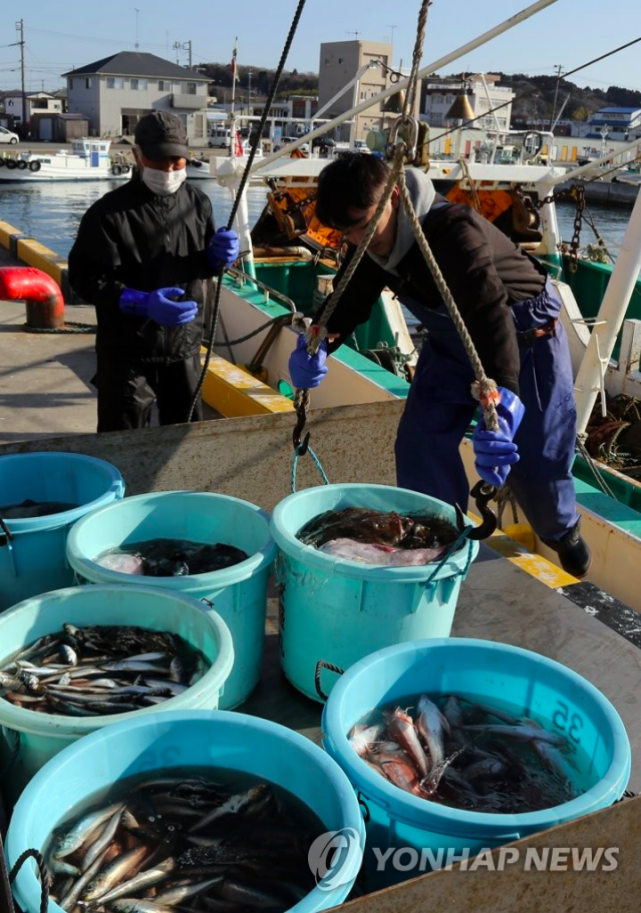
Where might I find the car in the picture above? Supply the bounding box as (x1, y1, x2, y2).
(277, 136, 310, 153)
(311, 136, 336, 154)
(353, 139, 371, 154)
(0, 126, 19, 145)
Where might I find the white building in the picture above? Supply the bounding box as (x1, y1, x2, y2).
(422, 74, 514, 132)
(62, 52, 210, 143)
(1, 92, 63, 129)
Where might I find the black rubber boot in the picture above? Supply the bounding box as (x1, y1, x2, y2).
(542, 521, 592, 579)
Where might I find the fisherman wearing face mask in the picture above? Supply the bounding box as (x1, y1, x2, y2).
(68, 110, 239, 431)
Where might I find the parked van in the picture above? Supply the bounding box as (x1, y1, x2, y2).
(208, 126, 231, 148)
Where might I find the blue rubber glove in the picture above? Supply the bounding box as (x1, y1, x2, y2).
(288, 334, 328, 389)
(472, 387, 525, 487)
(207, 228, 240, 269)
(119, 287, 198, 327)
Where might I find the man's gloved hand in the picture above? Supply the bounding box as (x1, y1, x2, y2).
(119, 287, 198, 327)
(288, 334, 328, 389)
(207, 228, 240, 269)
(472, 387, 525, 487)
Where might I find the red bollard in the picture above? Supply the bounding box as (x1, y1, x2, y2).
(0, 266, 65, 329)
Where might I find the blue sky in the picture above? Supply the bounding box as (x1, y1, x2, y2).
(1, 0, 639, 95)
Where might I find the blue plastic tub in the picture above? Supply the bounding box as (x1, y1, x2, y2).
(322, 638, 632, 890)
(7, 710, 365, 913)
(0, 452, 124, 611)
(0, 584, 233, 804)
(65, 490, 276, 709)
(270, 484, 479, 702)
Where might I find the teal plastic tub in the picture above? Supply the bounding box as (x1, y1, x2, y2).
(270, 484, 478, 702)
(0, 584, 233, 804)
(0, 452, 124, 611)
(322, 638, 632, 891)
(7, 710, 365, 913)
(65, 490, 276, 710)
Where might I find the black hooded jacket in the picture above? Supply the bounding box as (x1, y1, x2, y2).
(322, 202, 549, 395)
(68, 173, 217, 364)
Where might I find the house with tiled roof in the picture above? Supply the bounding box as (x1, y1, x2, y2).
(62, 52, 210, 142)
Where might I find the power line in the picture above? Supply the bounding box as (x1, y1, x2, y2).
(428, 35, 641, 144)
(561, 35, 641, 81)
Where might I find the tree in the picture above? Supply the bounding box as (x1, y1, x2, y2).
(571, 106, 590, 124)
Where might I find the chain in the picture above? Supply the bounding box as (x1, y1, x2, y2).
(566, 183, 586, 273)
(537, 185, 585, 274)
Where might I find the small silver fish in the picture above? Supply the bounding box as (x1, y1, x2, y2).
(91, 857, 176, 906)
(416, 695, 450, 769)
(83, 807, 124, 870)
(53, 802, 124, 859)
(81, 844, 148, 902)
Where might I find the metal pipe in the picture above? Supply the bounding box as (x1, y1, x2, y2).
(574, 187, 641, 436)
(0, 266, 64, 329)
(251, 0, 559, 175)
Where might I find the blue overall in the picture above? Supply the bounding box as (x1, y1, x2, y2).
(395, 277, 580, 542)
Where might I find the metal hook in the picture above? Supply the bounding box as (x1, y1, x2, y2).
(293, 392, 310, 456)
(456, 480, 498, 540)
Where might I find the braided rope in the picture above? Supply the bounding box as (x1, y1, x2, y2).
(458, 156, 483, 213)
(396, 169, 500, 432)
(404, 0, 430, 116)
(188, 0, 309, 422)
(307, 146, 406, 353)
(291, 443, 329, 492)
(9, 848, 49, 913)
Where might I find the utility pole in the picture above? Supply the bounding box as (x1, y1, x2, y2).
(173, 40, 192, 68)
(134, 8, 140, 49)
(550, 64, 563, 133)
(387, 24, 397, 66)
(12, 20, 25, 130)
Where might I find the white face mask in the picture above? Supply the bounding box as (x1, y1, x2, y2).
(142, 166, 187, 196)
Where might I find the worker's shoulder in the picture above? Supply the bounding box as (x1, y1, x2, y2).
(426, 201, 483, 230)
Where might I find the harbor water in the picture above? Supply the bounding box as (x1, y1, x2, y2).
(0, 182, 631, 263)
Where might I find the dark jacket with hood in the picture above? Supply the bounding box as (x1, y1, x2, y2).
(322, 171, 548, 395)
(68, 172, 216, 364)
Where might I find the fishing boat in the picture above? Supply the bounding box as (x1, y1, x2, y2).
(200, 99, 641, 609)
(0, 138, 132, 183)
(0, 139, 216, 183)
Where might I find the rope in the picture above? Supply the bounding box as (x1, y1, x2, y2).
(424, 527, 474, 588)
(308, 146, 406, 351)
(9, 848, 49, 913)
(576, 436, 616, 499)
(458, 157, 483, 213)
(187, 0, 309, 423)
(404, 0, 430, 117)
(291, 443, 329, 493)
(396, 169, 500, 432)
(22, 321, 96, 334)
